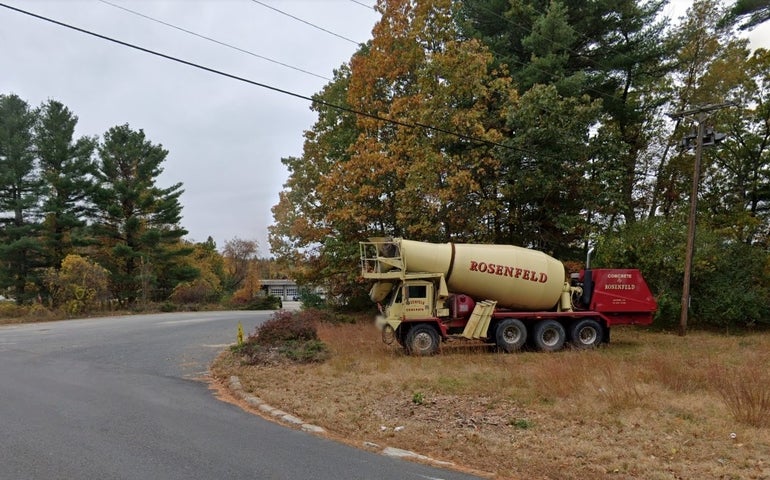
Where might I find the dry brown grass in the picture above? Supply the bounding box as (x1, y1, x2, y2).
(212, 322, 770, 479)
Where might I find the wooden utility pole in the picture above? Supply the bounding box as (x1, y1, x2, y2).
(668, 102, 736, 336)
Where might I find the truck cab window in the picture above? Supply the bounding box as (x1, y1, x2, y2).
(407, 285, 427, 299)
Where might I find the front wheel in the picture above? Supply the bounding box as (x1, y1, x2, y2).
(495, 318, 527, 353)
(531, 319, 566, 352)
(405, 324, 440, 356)
(569, 319, 604, 349)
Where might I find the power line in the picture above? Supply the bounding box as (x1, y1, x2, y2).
(349, 0, 376, 11)
(249, 0, 361, 46)
(0, 2, 529, 154)
(97, 0, 331, 81)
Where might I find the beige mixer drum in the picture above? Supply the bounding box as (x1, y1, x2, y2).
(399, 239, 565, 311)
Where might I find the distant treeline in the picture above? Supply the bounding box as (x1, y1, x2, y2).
(0, 94, 282, 312)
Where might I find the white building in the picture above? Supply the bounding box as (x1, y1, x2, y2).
(260, 279, 298, 301)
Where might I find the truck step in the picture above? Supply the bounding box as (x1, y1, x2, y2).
(461, 300, 497, 339)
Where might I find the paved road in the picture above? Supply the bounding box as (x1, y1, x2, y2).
(0, 311, 481, 480)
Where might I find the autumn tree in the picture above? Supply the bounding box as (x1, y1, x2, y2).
(341, 0, 516, 243)
(168, 238, 224, 305)
(35, 99, 97, 271)
(270, 0, 526, 302)
(269, 65, 363, 297)
(271, 66, 359, 257)
(0, 94, 44, 304)
(91, 124, 193, 305)
(221, 237, 259, 293)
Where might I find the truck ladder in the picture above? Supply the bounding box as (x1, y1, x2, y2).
(461, 300, 497, 339)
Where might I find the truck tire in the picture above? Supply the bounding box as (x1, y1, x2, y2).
(531, 319, 566, 352)
(405, 324, 440, 356)
(569, 319, 603, 349)
(495, 318, 527, 353)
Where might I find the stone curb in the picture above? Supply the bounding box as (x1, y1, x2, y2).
(225, 375, 455, 469)
(227, 375, 326, 435)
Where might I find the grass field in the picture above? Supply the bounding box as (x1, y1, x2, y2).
(214, 322, 770, 479)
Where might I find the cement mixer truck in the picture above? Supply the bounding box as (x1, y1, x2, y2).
(359, 238, 657, 355)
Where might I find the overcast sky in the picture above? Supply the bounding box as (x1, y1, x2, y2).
(1, 1, 768, 256)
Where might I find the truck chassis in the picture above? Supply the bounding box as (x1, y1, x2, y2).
(362, 239, 657, 355)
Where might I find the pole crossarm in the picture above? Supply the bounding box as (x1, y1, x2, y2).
(667, 101, 739, 120)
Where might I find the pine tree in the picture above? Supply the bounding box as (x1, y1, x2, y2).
(92, 124, 193, 305)
(35, 99, 97, 270)
(0, 94, 44, 304)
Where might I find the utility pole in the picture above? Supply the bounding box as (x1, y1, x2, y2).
(668, 102, 736, 336)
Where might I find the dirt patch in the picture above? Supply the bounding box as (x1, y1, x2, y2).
(212, 322, 770, 479)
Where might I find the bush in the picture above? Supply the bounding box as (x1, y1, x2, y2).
(0, 302, 26, 318)
(244, 295, 283, 310)
(714, 362, 770, 427)
(236, 310, 329, 364)
(159, 301, 178, 312)
(169, 279, 219, 304)
(250, 310, 318, 346)
(228, 293, 282, 310)
(297, 287, 325, 309)
(44, 255, 110, 316)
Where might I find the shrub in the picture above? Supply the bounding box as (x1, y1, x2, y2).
(296, 307, 341, 324)
(297, 287, 325, 309)
(159, 301, 178, 312)
(44, 255, 110, 315)
(237, 310, 329, 364)
(245, 295, 283, 310)
(279, 339, 328, 363)
(227, 292, 282, 310)
(250, 310, 318, 346)
(169, 278, 219, 304)
(0, 302, 26, 318)
(714, 362, 770, 427)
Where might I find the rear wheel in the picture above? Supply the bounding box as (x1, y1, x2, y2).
(495, 318, 527, 353)
(531, 319, 566, 352)
(569, 319, 603, 349)
(405, 324, 440, 356)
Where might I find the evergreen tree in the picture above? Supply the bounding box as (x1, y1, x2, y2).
(92, 124, 193, 305)
(724, 0, 770, 30)
(35, 99, 97, 270)
(0, 94, 44, 304)
(459, 0, 677, 229)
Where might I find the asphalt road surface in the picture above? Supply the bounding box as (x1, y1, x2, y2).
(0, 311, 482, 480)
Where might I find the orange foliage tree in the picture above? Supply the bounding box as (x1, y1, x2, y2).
(270, 0, 516, 302)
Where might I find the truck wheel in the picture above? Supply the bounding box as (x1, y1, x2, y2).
(495, 318, 527, 353)
(405, 324, 440, 356)
(531, 320, 566, 352)
(569, 319, 603, 349)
